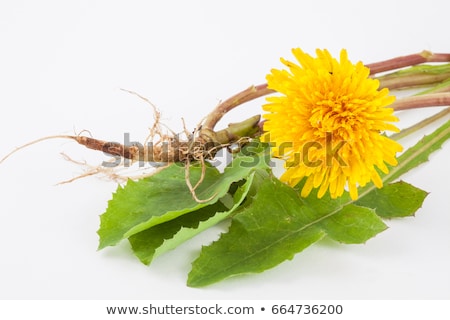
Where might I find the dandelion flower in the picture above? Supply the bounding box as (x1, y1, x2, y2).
(263, 48, 403, 200)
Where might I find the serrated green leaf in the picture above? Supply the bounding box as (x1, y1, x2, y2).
(128, 173, 255, 265)
(98, 164, 221, 249)
(319, 204, 387, 244)
(293, 181, 388, 244)
(380, 120, 450, 186)
(187, 177, 326, 287)
(356, 181, 428, 218)
(98, 142, 271, 249)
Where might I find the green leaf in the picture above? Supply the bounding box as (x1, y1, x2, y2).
(98, 164, 220, 249)
(379, 119, 450, 186)
(356, 181, 428, 218)
(98, 142, 271, 249)
(187, 177, 390, 287)
(292, 181, 388, 244)
(319, 204, 387, 244)
(128, 173, 255, 265)
(187, 176, 327, 287)
(128, 201, 227, 265)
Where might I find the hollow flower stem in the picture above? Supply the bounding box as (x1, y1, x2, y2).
(391, 107, 450, 141)
(376, 64, 450, 90)
(367, 51, 450, 75)
(202, 83, 274, 132)
(378, 71, 450, 90)
(392, 93, 450, 111)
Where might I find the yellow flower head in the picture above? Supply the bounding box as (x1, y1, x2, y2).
(263, 48, 403, 200)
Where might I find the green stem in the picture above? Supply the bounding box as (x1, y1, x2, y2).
(378, 72, 450, 90)
(391, 107, 450, 141)
(416, 79, 450, 95)
(202, 83, 274, 132)
(366, 50, 450, 75)
(200, 115, 261, 145)
(376, 64, 450, 90)
(391, 92, 450, 111)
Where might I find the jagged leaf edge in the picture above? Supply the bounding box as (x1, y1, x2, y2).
(355, 180, 429, 218)
(97, 164, 222, 249)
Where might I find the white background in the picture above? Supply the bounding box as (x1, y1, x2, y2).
(0, 0, 449, 300)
